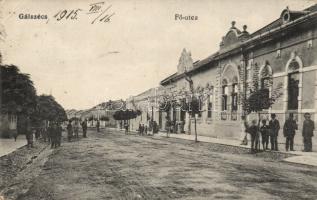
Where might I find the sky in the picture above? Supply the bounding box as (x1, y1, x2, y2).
(0, 0, 315, 110)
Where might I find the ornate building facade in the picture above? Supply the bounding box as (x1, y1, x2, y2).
(159, 5, 317, 146)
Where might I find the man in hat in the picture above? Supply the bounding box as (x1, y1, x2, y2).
(81, 119, 88, 138)
(96, 120, 100, 132)
(269, 113, 280, 151)
(302, 113, 314, 152)
(67, 120, 73, 142)
(48, 122, 57, 148)
(73, 120, 80, 139)
(283, 113, 298, 151)
(56, 122, 63, 147)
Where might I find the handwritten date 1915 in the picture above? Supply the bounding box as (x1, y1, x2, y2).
(53, 9, 82, 21)
(52, 2, 115, 24)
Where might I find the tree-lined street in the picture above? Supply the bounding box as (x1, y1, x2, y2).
(1, 128, 317, 200)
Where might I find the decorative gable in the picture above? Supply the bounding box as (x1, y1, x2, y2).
(177, 48, 194, 74)
(220, 21, 250, 50)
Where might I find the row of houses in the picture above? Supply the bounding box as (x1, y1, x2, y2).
(126, 5, 317, 147)
(66, 99, 126, 128)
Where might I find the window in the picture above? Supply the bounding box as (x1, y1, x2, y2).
(261, 77, 270, 89)
(207, 94, 213, 118)
(222, 85, 228, 111)
(198, 96, 203, 118)
(288, 72, 299, 110)
(232, 84, 238, 111)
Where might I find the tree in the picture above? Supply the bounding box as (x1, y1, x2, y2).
(240, 65, 284, 151)
(1, 65, 37, 115)
(32, 95, 67, 125)
(100, 116, 109, 121)
(184, 71, 202, 142)
(113, 109, 141, 131)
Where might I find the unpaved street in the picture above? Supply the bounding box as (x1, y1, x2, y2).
(2, 129, 317, 200)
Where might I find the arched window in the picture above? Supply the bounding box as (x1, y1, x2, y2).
(207, 92, 213, 118)
(259, 63, 273, 111)
(231, 76, 238, 111)
(259, 63, 273, 89)
(231, 83, 238, 111)
(222, 79, 228, 111)
(287, 60, 300, 110)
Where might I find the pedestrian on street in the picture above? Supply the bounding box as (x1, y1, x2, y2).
(74, 120, 79, 139)
(81, 119, 88, 138)
(48, 122, 57, 148)
(138, 123, 142, 135)
(302, 113, 314, 152)
(124, 122, 129, 134)
(240, 115, 248, 145)
(35, 127, 41, 140)
(166, 119, 171, 138)
(144, 125, 148, 135)
(67, 120, 73, 142)
(56, 122, 62, 147)
(283, 113, 298, 151)
(12, 130, 18, 142)
(96, 120, 100, 132)
(247, 119, 258, 153)
(24, 116, 34, 148)
(260, 119, 269, 150)
(269, 113, 280, 151)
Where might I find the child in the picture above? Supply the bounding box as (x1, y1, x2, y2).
(260, 119, 269, 151)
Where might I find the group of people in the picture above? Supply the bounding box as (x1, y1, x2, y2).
(244, 113, 314, 153)
(23, 120, 63, 149)
(21, 117, 89, 149)
(66, 119, 88, 142)
(138, 123, 148, 135)
(47, 121, 63, 148)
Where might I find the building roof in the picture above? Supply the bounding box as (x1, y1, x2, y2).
(160, 4, 317, 85)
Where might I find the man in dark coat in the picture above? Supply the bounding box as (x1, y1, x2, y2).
(247, 119, 258, 153)
(82, 119, 88, 138)
(302, 113, 314, 152)
(269, 113, 280, 151)
(48, 122, 57, 148)
(96, 120, 100, 132)
(260, 119, 269, 151)
(67, 120, 73, 142)
(283, 113, 298, 151)
(25, 117, 34, 148)
(56, 122, 62, 147)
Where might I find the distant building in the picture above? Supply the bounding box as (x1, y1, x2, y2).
(67, 100, 126, 128)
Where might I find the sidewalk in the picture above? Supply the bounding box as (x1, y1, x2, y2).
(0, 137, 27, 157)
(155, 132, 317, 167)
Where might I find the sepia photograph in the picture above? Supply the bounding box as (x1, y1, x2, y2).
(1, 0, 317, 199)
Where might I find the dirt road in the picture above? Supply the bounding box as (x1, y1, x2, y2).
(2, 129, 317, 200)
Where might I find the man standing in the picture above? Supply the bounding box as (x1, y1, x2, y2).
(96, 120, 100, 132)
(67, 120, 73, 142)
(247, 119, 258, 153)
(269, 113, 280, 151)
(74, 120, 79, 139)
(124, 121, 129, 134)
(260, 119, 269, 151)
(283, 113, 298, 151)
(302, 113, 314, 152)
(82, 119, 88, 138)
(25, 116, 34, 148)
(48, 122, 57, 148)
(56, 122, 63, 147)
